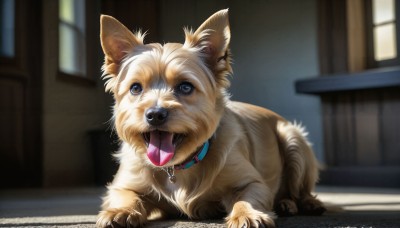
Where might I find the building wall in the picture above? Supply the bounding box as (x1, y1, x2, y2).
(159, 0, 324, 161)
(42, 0, 112, 187)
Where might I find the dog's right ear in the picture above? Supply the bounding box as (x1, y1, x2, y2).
(100, 15, 142, 64)
(100, 15, 143, 75)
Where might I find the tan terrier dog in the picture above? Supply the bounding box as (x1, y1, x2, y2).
(97, 9, 325, 228)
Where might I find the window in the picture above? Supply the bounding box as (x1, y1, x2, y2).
(0, 0, 15, 58)
(318, 0, 400, 73)
(367, 0, 400, 67)
(59, 0, 86, 77)
(372, 0, 397, 61)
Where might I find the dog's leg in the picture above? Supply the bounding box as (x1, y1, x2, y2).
(276, 121, 326, 216)
(96, 188, 149, 228)
(224, 181, 276, 228)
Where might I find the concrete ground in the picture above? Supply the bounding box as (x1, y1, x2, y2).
(0, 186, 399, 228)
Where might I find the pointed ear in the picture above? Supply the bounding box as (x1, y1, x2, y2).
(184, 9, 231, 63)
(100, 15, 142, 66)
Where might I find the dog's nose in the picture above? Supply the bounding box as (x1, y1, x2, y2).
(145, 107, 169, 126)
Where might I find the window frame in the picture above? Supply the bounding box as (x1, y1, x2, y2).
(365, 0, 400, 68)
(57, 0, 96, 86)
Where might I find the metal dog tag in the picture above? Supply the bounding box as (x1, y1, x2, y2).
(165, 167, 176, 183)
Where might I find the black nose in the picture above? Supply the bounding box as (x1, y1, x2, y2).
(145, 107, 169, 126)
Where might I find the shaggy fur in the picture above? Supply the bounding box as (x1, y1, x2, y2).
(97, 9, 325, 228)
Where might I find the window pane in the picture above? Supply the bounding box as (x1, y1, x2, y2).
(373, 23, 397, 61)
(0, 0, 15, 57)
(59, 24, 76, 74)
(59, 0, 86, 76)
(373, 0, 395, 25)
(59, 0, 74, 24)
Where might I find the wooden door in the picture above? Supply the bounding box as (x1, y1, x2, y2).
(0, 0, 42, 188)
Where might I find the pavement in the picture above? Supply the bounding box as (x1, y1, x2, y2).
(0, 186, 399, 227)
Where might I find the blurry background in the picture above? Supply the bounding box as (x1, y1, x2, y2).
(0, 0, 399, 188)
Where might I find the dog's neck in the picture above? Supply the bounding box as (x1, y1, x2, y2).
(163, 139, 211, 183)
(175, 140, 210, 170)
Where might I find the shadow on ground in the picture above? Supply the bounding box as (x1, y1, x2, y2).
(1, 186, 399, 227)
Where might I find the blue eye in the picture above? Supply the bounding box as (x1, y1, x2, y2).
(130, 83, 143, 95)
(176, 82, 194, 95)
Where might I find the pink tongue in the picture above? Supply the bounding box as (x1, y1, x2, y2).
(147, 131, 175, 166)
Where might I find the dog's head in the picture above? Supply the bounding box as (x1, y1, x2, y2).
(100, 9, 232, 167)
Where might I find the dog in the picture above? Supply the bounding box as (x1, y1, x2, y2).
(96, 9, 325, 228)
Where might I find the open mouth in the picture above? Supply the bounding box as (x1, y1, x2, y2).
(142, 131, 185, 166)
(143, 132, 184, 147)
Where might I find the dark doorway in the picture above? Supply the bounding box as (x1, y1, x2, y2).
(0, 0, 43, 188)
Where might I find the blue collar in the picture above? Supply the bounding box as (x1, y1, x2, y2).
(163, 140, 211, 183)
(174, 140, 210, 170)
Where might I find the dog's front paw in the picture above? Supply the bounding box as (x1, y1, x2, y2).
(96, 208, 147, 228)
(226, 201, 276, 228)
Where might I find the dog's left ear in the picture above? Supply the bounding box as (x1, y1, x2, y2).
(184, 9, 231, 66)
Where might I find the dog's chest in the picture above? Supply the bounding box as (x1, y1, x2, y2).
(155, 177, 225, 218)
(162, 179, 179, 193)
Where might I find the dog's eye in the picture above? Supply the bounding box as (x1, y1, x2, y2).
(176, 82, 194, 95)
(130, 83, 143, 95)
